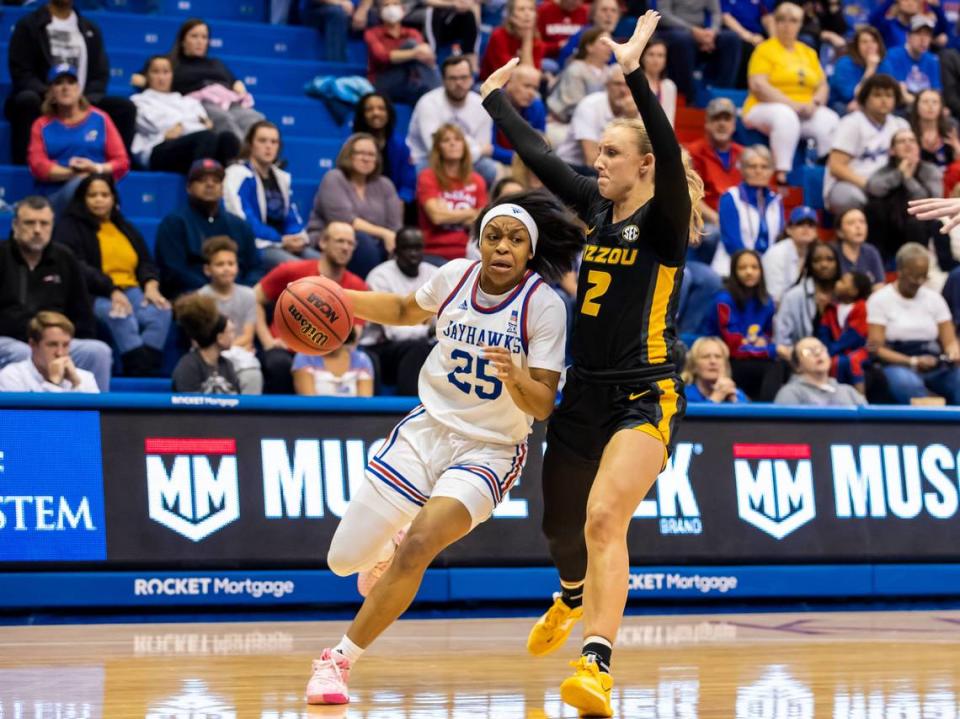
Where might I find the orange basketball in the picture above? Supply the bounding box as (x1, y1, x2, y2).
(274, 276, 354, 355)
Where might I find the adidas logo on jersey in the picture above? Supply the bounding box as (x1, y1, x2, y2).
(506, 310, 519, 335)
(458, 300, 468, 310)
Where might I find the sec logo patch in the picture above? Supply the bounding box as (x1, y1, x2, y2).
(621, 224, 640, 243)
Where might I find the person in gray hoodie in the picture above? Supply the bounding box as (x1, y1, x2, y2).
(774, 241, 842, 350)
(774, 336, 867, 406)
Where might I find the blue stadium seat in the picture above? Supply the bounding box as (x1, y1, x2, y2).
(803, 165, 826, 210)
(1, 7, 320, 60)
(0, 45, 365, 97)
(155, 0, 266, 22)
(110, 377, 172, 392)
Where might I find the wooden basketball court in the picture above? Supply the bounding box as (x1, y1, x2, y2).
(1, 609, 958, 717)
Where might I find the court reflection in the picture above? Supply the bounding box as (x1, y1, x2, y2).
(1, 613, 959, 718)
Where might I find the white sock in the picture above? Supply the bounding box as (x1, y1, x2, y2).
(333, 635, 365, 665)
(582, 635, 612, 650)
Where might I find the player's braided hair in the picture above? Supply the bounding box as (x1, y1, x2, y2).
(472, 189, 585, 283)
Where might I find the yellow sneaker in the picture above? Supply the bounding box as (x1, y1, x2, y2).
(560, 656, 614, 717)
(526, 593, 583, 656)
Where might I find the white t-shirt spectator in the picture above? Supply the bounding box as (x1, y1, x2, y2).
(406, 88, 494, 166)
(823, 111, 909, 201)
(762, 239, 802, 304)
(292, 350, 375, 396)
(363, 259, 438, 344)
(867, 283, 952, 342)
(556, 91, 613, 165)
(0, 360, 98, 393)
(47, 12, 88, 91)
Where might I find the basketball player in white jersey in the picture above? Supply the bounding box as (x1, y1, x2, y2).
(305, 190, 584, 705)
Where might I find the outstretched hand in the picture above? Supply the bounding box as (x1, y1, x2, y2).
(908, 197, 960, 234)
(601, 10, 662, 74)
(480, 57, 520, 100)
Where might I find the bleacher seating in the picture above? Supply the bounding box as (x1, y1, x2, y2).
(0, 2, 387, 245)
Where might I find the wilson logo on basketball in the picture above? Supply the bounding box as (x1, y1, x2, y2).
(734, 443, 816, 540)
(285, 304, 330, 347)
(144, 438, 240, 542)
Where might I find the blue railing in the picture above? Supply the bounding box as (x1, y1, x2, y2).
(1, 391, 960, 421)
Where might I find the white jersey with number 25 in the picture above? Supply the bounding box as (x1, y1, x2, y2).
(414, 258, 567, 445)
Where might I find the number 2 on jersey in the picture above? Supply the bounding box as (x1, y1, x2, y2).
(581, 270, 612, 317)
(447, 349, 503, 400)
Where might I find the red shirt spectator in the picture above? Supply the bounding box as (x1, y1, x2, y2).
(260, 259, 368, 337)
(417, 168, 488, 260)
(363, 24, 428, 81)
(481, 28, 546, 80)
(687, 137, 744, 212)
(944, 160, 960, 197)
(537, 0, 589, 59)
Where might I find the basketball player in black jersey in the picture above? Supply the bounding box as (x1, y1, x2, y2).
(481, 12, 704, 717)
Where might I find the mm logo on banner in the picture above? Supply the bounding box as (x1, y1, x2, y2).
(734, 443, 815, 540)
(145, 438, 240, 542)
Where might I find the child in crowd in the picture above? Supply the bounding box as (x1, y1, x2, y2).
(818, 271, 872, 393)
(172, 293, 240, 394)
(292, 329, 375, 397)
(198, 236, 264, 394)
(702, 249, 791, 400)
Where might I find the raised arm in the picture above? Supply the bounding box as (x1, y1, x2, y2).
(481, 58, 601, 219)
(605, 11, 691, 246)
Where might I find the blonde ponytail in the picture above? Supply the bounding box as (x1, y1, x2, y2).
(683, 148, 705, 246)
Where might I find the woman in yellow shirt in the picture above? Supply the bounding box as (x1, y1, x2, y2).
(742, 2, 839, 186)
(54, 174, 172, 376)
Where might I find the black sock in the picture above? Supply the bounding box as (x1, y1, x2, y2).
(560, 582, 583, 609)
(582, 640, 612, 673)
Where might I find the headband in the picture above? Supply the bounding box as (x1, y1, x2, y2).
(478, 203, 539, 256)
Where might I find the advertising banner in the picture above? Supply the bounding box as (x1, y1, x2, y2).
(0, 410, 106, 561)
(94, 412, 960, 566)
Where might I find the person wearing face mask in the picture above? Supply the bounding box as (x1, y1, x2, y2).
(364, 0, 441, 105)
(360, 227, 438, 395)
(53, 173, 171, 377)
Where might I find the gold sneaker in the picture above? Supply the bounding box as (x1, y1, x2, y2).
(526, 592, 583, 656)
(559, 655, 613, 717)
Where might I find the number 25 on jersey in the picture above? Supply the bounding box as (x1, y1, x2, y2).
(447, 349, 503, 399)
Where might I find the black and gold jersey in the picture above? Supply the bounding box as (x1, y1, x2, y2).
(483, 67, 690, 375)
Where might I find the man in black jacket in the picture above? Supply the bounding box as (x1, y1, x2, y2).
(0, 196, 113, 391)
(4, 0, 137, 165)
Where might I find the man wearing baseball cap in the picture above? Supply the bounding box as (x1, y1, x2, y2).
(685, 97, 744, 263)
(762, 206, 819, 303)
(4, 0, 136, 165)
(878, 15, 941, 104)
(155, 160, 262, 298)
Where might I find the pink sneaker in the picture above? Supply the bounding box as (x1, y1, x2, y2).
(305, 649, 351, 705)
(357, 527, 407, 597)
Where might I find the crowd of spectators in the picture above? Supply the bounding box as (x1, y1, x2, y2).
(4, 0, 960, 407)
